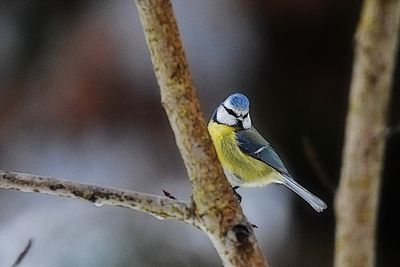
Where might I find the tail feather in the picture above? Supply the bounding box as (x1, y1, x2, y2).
(282, 176, 327, 212)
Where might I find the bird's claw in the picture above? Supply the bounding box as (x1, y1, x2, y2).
(232, 186, 242, 203)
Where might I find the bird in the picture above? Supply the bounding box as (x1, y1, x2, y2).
(208, 93, 327, 212)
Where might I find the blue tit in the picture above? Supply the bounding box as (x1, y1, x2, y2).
(208, 93, 327, 212)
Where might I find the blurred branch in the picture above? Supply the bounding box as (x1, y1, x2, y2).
(386, 122, 400, 138)
(302, 137, 335, 195)
(335, 0, 400, 266)
(0, 170, 193, 223)
(134, 0, 267, 266)
(11, 238, 33, 267)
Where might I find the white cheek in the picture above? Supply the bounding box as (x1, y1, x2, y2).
(216, 107, 237, 126)
(243, 116, 251, 129)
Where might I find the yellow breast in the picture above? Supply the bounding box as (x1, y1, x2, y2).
(208, 121, 278, 186)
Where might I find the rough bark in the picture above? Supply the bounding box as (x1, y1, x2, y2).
(0, 170, 192, 222)
(335, 0, 400, 266)
(134, 1, 267, 266)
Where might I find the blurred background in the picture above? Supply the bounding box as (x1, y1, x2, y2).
(0, 0, 398, 266)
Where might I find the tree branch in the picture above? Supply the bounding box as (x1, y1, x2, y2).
(302, 136, 335, 195)
(134, 0, 267, 266)
(0, 170, 193, 223)
(335, 0, 400, 266)
(1, 1, 267, 266)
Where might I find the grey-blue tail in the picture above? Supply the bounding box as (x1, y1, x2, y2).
(282, 176, 327, 212)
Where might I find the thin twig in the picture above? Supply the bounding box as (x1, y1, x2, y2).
(302, 136, 335, 195)
(162, 189, 177, 200)
(0, 170, 193, 223)
(11, 239, 33, 267)
(386, 122, 400, 138)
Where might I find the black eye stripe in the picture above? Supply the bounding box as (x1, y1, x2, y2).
(222, 104, 239, 118)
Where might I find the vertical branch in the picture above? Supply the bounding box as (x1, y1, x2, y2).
(134, 0, 267, 266)
(335, 0, 400, 267)
(134, 0, 223, 209)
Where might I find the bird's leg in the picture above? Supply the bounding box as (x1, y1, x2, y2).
(232, 186, 242, 203)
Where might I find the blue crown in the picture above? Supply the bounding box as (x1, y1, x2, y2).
(227, 93, 249, 111)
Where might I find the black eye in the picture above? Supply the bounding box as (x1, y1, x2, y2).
(243, 113, 249, 119)
(222, 104, 239, 118)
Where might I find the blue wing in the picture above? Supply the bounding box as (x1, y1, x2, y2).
(236, 128, 289, 175)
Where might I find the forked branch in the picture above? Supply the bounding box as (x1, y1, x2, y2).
(134, 0, 267, 266)
(0, 1, 268, 266)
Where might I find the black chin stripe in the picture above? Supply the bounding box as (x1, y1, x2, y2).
(222, 104, 239, 118)
(211, 110, 220, 123)
(235, 120, 243, 129)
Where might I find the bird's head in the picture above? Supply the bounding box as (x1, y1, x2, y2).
(213, 93, 251, 129)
